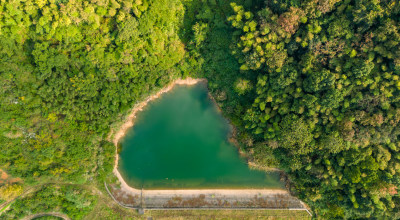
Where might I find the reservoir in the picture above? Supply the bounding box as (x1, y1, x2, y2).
(118, 83, 284, 189)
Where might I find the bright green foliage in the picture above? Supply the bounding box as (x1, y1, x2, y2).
(0, 0, 185, 182)
(1, 185, 96, 219)
(97, 141, 116, 181)
(234, 78, 252, 95)
(0, 183, 23, 201)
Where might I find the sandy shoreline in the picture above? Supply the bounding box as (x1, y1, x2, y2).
(111, 77, 207, 146)
(109, 77, 289, 197)
(141, 188, 288, 195)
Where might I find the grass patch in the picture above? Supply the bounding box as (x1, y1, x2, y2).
(0, 202, 12, 214)
(87, 178, 310, 219)
(88, 196, 311, 220)
(143, 210, 311, 220)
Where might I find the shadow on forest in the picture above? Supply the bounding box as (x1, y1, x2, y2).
(176, 0, 266, 113)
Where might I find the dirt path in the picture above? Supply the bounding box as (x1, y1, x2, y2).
(21, 212, 70, 220)
(0, 169, 22, 185)
(0, 186, 36, 215)
(0, 182, 102, 219)
(105, 182, 308, 210)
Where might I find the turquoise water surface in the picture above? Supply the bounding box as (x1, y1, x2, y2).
(118, 83, 283, 189)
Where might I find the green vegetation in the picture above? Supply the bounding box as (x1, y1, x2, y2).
(0, 203, 12, 213)
(229, 1, 400, 219)
(1, 0, 399, 219)
(132, 209, 311, 219)
(183, 0, 400, 218)
(1, 184, 96, 219)
(87, 197, 311, 220)
(0, 0, 184, 183)
(0, 183, 23, 201)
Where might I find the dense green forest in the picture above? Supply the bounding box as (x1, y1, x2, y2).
(1, 0, 399, 219)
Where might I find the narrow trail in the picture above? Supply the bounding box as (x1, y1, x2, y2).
(0, 186, 37, 214)
(21, 212, 70, 220)
(104, 182, 312, 217)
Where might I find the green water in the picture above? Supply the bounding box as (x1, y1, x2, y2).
(118, 83, 284, 189)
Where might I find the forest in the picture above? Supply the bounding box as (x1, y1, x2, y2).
(0, 0, 399, 219)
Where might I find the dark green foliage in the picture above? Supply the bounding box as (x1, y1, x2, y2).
(217, 0, 400, 218)
(278, 115, 313, 155)
(97, 141, 116, 181)
(303, 69, 335, 93)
